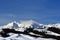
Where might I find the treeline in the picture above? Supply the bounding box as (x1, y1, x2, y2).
(0, 27, 60, 40)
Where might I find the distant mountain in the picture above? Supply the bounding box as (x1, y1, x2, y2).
(0, 21, 19, 29)
(0, 20, 45, 32)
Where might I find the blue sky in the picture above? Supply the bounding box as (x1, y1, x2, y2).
(0, 0, 60, 25)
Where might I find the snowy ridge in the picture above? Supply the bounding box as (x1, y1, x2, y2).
(0, 20, 60, 40)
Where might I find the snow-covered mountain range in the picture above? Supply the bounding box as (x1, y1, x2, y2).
(0, 20, 44, 32)
(0, 20, 60, 40)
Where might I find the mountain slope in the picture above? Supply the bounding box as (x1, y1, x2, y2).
(0, 20, 60, 40)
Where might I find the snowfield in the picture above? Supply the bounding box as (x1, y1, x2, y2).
(0, 34, 56, 40)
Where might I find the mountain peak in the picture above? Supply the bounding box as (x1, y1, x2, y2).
(1, 21, 19, 29)
(20, 20, 40, 28)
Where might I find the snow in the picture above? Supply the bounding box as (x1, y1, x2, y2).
(46, 31, 60, 36)
(0, 20, 60, 40)
(0, 34, 56, 40)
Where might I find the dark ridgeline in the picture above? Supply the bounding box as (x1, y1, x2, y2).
(25, 28, 60, 40)
(0, 28, 40, 38)
(48, 27, 60, 34)
(0, 31, 9, 37)
(0, 28, 60, 40)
